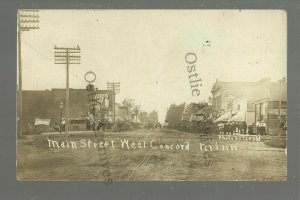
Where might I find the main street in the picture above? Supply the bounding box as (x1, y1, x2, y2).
(17, 128, 286, 181)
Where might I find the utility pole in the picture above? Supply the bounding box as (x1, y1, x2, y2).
(54, 46, 81, 134)
(59, 102, 63, 134)
(17, 10, 39, 137)
(107, 82, 120, 123)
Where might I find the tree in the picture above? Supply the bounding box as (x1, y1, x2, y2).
(165, 103, 185, 126)
(138, 111, 148, 125)
(148, 111, 158, 125)
(122, 99, 135, 119)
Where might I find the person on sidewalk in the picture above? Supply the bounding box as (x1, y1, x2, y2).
(260, 120, 267, 136)
(242, 121, 247, 135)
(88, 112, 96, 131)
(229, 122, 234, 135)
(85, 112, 91, 130)
(256, 119, 261, 135)
(61, 119, 66, 133)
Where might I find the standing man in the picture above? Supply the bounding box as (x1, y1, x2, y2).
(88, 111, 96, 131)
(61, 119, 66, 133)
(260, 120, 267, 136)
(242, 121, 247, 135)
(86, 112, 91, 130)
(256, 119, 261, 135)
(229, 122, 234, 135)
(224, 122, 228, 135)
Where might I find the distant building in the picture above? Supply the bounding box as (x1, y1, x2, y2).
(115, 103, 129, 121)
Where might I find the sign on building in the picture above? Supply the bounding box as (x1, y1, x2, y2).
(34, 119, 51, 126)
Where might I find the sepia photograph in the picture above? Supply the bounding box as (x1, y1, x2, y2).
(16, 9, 287, 181)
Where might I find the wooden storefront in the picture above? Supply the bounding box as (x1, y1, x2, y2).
(255, 100, 287, 136)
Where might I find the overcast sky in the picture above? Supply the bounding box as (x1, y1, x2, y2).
(20, 10, 287, 122)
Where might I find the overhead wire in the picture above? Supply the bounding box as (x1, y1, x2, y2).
(22, 39, 86, 84)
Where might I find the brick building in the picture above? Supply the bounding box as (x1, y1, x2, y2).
(21, 88, 113, 134)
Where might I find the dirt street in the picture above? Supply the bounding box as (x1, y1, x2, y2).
(17, 128, 286, 181)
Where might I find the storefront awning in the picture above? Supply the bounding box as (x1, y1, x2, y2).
(228, 111, 246, 122)
(214, 111, 233, 123)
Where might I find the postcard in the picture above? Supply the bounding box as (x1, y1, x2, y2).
(17, 10, 287, 181)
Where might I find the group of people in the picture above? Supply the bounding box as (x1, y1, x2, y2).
(85, 111, 114, 132)
(217, 119, 268, 136)
(85, 111, 143, 132)
(218, 121, 247, 135)
(53, 119, 66, 132)
(86, 111, 96, 131)
(255, 119, 267, 136)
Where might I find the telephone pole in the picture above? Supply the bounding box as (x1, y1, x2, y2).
(107, 82, 120, 123)
(17, 10, 39, 137)
(54, 46, 81, 134)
